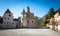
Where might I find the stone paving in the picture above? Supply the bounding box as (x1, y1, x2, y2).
(0, 29, 60, 36)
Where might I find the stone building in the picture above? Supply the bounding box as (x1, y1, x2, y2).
(49, 17, 56, 30)
(49, 8, 60, 31)
(14, 17, 21, 28)
(21, 7, 39, 28)
(2, 9, 22, 29)
(13, 19, 19, 28)
(2, 9, 14, 28)
(17, 17, 22, 28)
(54, 8, 60, 31)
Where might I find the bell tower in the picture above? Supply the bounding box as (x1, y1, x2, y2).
(27, 6, 30, 12)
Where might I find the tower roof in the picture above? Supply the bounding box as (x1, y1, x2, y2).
(27, 6, 30, 12)
(5, 9, 11, 13)
(23, 9, 25, 12)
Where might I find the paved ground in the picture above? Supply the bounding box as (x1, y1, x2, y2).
(0, 29, 60, 36)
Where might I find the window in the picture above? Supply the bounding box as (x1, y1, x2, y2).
(22, 19, 23, 20)
(8, 18, 9, 19)
(7, 22, 8, 24)
(9, 14, 11, 17)
(4, 22, 6, 24)
(27, 20, 29, 23)
(32, 21, 33, 23)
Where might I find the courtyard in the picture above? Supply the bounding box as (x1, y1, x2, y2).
(0, 29, 60, 36)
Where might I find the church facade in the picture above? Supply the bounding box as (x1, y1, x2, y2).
(21, 7, 39, 28)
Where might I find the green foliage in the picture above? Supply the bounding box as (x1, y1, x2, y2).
(39, 8, 55, 26)
(46, 8, 55, 19)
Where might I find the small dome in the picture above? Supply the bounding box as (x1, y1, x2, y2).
(23, 9, 25, 12)
(27, 6, 30, 12)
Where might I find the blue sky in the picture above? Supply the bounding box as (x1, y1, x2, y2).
(0, 0, 60, 18)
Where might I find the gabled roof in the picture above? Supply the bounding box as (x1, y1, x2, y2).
(5, 9, 11, 13)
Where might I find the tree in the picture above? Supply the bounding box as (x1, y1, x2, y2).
(46, 8, 55, 19)
(39, 8, 55, 26)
